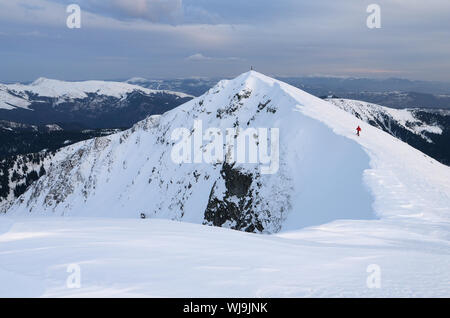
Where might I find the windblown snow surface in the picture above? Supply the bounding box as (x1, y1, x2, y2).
(1, 72, 449, 297)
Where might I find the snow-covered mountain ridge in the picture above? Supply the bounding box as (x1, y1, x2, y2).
(327, 98, 450, 165)
(327, 98, 443, 142)
(0, 78, 191, 110)
(0, 78, 193, 129)
(5, 72, 450, 233)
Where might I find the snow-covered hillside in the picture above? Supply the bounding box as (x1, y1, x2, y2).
(5, 71, 450, 231)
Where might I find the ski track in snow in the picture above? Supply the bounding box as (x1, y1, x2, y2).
(1, 72, 449, 297)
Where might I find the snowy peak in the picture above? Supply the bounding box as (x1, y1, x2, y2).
(5, 71, 450, 233)
(30, 77, 52, 86)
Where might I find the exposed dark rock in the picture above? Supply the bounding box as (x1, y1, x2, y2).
(203, 162, 264, 233)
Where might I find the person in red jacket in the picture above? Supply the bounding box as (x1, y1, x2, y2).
(356, 125, 362, 136)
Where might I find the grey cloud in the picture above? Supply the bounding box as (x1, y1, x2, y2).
(111, 0, 183, 23)
(44, 0, 184, 23)
(186, 53, 242, 61)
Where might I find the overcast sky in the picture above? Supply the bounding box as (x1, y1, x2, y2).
(0, 0, 449, 82)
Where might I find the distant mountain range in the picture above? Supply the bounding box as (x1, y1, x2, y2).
(280, 76, 450, 95)
(0, 78, 193, 159)
(0, 78, 193, 129)
(126, 76, 450, 109)
(125, 77, 219, 97)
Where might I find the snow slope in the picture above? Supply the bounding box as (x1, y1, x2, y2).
(0, 217, 448, 297)
(327, 98, 443, 142)
(0, 84, 31, 110)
